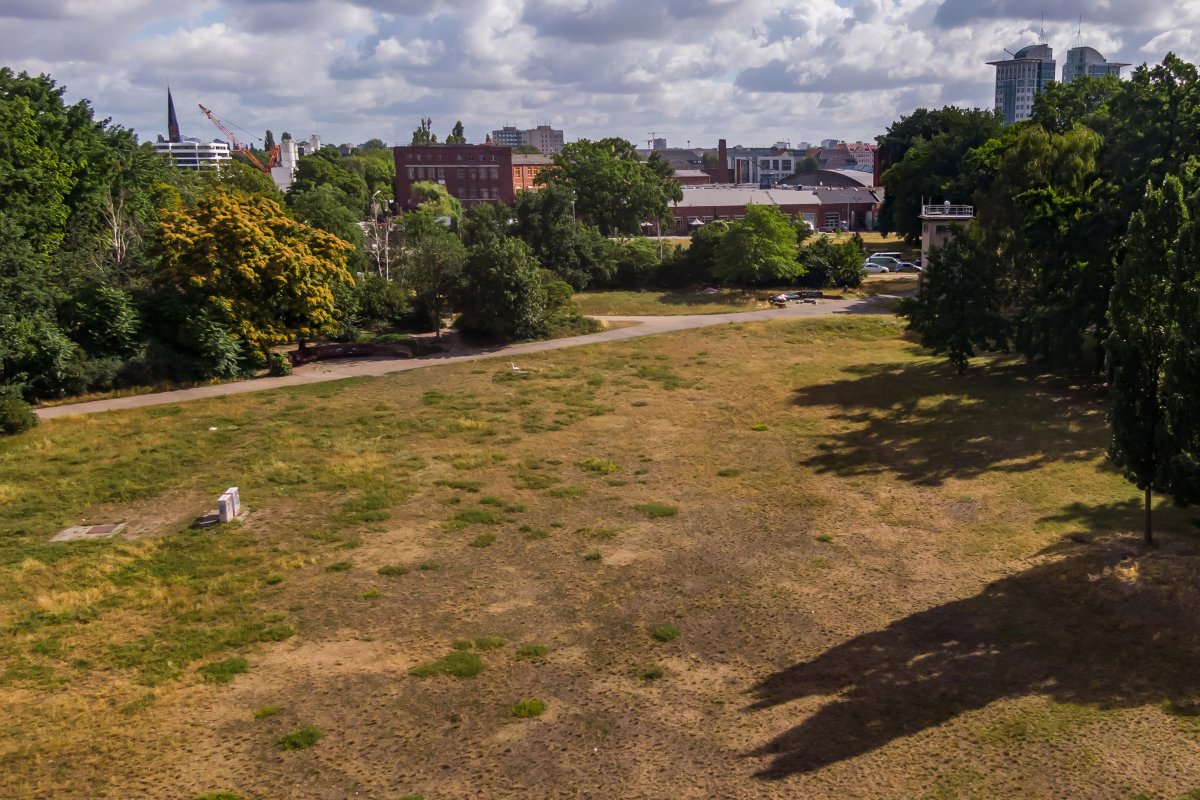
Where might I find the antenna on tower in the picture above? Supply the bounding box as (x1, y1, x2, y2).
(1039, 12, 1045, 44)
(1073, 15, 1084, 48)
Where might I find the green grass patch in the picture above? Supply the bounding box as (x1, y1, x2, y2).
(419, 561, 442, 571)
(377, 564, 409, 576)
(254, 705, 282, 719)
(409, 650, 485, 678)
(750, 424, 769, 431)
(474, 636, 506, 650)
(583, 551, 602, 561)
(716, 468, 741, 477)
(198, 656, 249, 684)
(361, 589, 381, 599)
(640, 666, 665, 681)
(651, 625, 680, 642)
(325, 561, 352, 572)
(447, 508, 503, 529)
(277, 725, 322, 751)
(468, 533, 497, 548)
(193, 793, 242, 800)
(516, 643, 549, 660)
(634, 502, 678, 518)
(578, 458, 620, 475)
(434, 479, 483, 492)
(508, 699, 547, 718)
(816, 534, 834, 543)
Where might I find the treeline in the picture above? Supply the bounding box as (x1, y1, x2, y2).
(883, 54, 1200, 538)
(0, 70, 867, 430)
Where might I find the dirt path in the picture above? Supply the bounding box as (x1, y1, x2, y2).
(36, 296, 894, 419)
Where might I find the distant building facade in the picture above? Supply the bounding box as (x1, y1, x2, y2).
(989, 43, 1056, 124)
(153, 138, 232, 170)
(524, 124, 565, 154)
(393, 144, 515, 209)
(490, 124, 565, 154)
(491, 126, 524, 147)
(669, 185, 880, 234)
(1062, 46, 1128, 82)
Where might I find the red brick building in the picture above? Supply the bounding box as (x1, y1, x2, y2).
(393, 144, 514, 210)
(511, 154, 553, 193)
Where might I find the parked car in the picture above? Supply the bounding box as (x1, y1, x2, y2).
(895, 263, 923, 273)
(862, 262, 890, 274)
(865, 254, 905, 271)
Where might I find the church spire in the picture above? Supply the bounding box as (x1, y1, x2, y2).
(167, 87, 181, 144)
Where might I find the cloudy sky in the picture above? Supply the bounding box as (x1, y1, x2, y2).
(3, 0, 1197, 150)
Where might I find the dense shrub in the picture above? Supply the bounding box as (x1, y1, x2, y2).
(0, 394, 37, 435)
(455, 238, 548, 341)
(61, 283, 141, 358)
(355, 274, 413, 328)
(799, 237, 866, 289)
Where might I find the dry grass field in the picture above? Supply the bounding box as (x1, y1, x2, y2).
(2, 316, 1199, 800)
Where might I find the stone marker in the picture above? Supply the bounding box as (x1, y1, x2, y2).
(195, 487, 246, 528)
(52, 522, 127, 542)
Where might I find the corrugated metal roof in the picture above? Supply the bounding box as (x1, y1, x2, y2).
(673, 186, 821, 208)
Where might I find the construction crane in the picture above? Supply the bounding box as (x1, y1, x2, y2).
(198, 103, 281, 174)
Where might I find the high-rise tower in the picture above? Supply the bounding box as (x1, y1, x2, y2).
(988, 43, 1056, 125)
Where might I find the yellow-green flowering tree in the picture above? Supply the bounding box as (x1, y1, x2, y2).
(156, 190, 354, 358)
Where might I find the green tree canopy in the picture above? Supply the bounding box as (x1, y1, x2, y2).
(876, 107, 1002, 242)
(536, 138, 682, 235)
(456, 238, 547, 341)
(512, 184, 613, 289)
(712, 204, 802, 284)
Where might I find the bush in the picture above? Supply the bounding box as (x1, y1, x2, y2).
(799, 236, 865, 289)
(356, 274, 414, 328)
(0, 395, 37, 435)
(61, 283, 140, 358)
(607, 237, 661, 289)
(268, 353, 292, 377)
(455, 238, 548, 341)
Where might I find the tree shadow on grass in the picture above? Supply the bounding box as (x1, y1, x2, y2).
(793, 360, 1108, 486)
(745, 534, 1200, 779)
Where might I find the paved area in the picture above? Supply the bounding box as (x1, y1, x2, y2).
(36, 296, 894, 419)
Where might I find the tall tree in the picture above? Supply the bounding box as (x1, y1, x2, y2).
(411, 117, 438, 145)
(264, 129, 275, 151)
(446, 121, 467, 144)
(403, 214, 465, 336)
(898, 229, 1008, 374)
(1105, 176, 1188, 544)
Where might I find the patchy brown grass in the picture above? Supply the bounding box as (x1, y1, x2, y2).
(1, 315, 1198, 799)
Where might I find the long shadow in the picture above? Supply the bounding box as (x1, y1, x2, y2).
(746, 534, 1200, 779)
(793, 360, 1108, 486)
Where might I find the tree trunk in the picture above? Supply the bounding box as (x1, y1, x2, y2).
(1144, 486, 1153, 547)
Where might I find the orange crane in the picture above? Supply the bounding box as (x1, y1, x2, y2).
(198, 103, 281, 174)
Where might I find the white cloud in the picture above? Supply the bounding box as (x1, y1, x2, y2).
(2, 0, 1197, 149)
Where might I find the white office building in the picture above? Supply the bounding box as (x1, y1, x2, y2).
(153, 138, 232, 170)
(1062, 46, 1128, 83)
